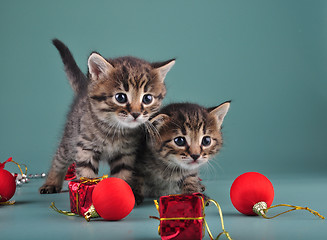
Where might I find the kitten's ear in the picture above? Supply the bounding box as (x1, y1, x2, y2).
(151, 59, 176, 82)
(150, 114, 170, 130)
(208, 101, 231, 129)
(88, 53, 114, 80)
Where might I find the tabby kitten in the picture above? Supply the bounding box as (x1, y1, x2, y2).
(133, 101, 230, 205)
(40, 39, 175, 194)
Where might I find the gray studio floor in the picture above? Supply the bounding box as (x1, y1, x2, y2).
(1, 174, 326, 240)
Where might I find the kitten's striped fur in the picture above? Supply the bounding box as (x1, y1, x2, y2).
(133, 102, 230, 205)
(40, 39, 175, 194)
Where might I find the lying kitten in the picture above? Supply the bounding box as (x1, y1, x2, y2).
(133, 101, 230, 205)
(40, 39, 175, 194)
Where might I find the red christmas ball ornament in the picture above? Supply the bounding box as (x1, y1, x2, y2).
(230, 172, 325, 219)
(230, 172, 274, 216)
(92, 177, 135, 221)
(0, 158, 17, 202)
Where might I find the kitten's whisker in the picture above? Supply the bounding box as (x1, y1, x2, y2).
(202, 161, 215, 180)
(112, 122, 121, 141)
(145, 121, 161, 143)
(162, 161, 173, 179)
(204, 159, 221, 180)
(210, 158, 223, 171)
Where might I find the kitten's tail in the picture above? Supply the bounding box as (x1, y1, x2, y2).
(52, 39, 88, 93)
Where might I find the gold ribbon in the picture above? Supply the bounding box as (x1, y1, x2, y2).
(11, 159, 28, 176)
(50, 202, 77, 216)
(0, 196, 15, 205)
(203, 199, 232, 240)
(150, 194, 232, 240)
(50, 175, 108, 221)
(263, 203, 325, 219)
(50, 202, 100, 222)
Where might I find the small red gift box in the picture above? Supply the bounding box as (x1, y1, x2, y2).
(154, 193, 206, 240)
(68, 179, 98, 216)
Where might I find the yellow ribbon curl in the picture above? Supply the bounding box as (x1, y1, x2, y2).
(204, 199, 232, 240)
(263, 203, 325, 219)
(50, 202, 77, 216)
(150, 194, 232, 240)
(0, 199, 15, 205)
(9, 158, 28, 177)
(0, 157, 27, 177)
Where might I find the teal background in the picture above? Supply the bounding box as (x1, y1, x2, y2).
(1, 1, 327, 239)
(1, 0, 326, 176)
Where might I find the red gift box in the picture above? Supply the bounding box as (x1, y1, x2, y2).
(154, 193, 206, 240)
(68, 178, 99, 216)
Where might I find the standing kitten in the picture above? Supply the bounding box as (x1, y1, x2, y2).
(133, 101, 230, 205)
(40, 39, 175, 194)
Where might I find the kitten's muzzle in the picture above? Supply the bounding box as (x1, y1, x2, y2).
(190, 154, 200, 161)
(131, 112, 141, 120)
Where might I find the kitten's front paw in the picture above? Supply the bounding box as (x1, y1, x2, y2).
(202, 194, 211, 206)
(199, 183, 206, 192)
(39, 184, 61, 194)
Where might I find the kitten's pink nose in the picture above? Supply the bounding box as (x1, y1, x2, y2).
(190, 154, 200, 161)
(131, 112, 141, 120)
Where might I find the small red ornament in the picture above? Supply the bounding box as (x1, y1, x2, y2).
(0, 158, 17, 202)
(92, 177, 135, 221)
(230, 172, 274, 215)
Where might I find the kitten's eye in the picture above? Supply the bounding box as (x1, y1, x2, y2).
(115, 93, 128, 104)
(174, 137, 186, 147)
(201, 136, 211, 146)
(142, 94, 153, 105)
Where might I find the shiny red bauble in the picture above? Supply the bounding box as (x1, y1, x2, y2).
(0, 168, 16, 202)
(92, 177, 135, 221)
(230, 172, 274, 215)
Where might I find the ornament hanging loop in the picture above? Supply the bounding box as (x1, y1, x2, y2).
(263, 204, 325, 220)
(0, 157, 27, 176)
(84, 204, 100, 222)
(253, 202, 325, 220)
(253, 201, 267, 217)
